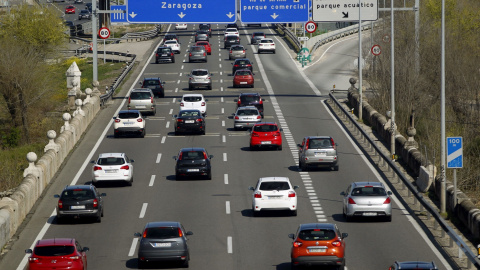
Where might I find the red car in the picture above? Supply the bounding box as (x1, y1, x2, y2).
(26, 238, 89, 270)
(233, 69, 254, 88)
(195, 41, 211, 55)
(250, 122, 283, 150)
(65, 5, 76, 14)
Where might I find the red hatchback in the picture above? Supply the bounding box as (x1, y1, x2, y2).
(233, 69, 254, 88)
(65, 5, 76, 14)
(26, 238, 89, 270)
(250, 122, 283, 150)
(195, 41, 211, 55)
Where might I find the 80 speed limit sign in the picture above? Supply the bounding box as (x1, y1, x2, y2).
(98, 27, 110, 39)
(305, 21, 317, 33)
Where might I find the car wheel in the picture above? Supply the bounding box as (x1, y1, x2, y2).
(334, 165, 339, 171)
(385, 215, 392, 222)
(140, 129, 145, 138)
(277, 145, 282, 151)
(201, 129, 206, 135)
(101, 209, 104, 217)
(273, 50, 276, 54)
(291, 210, 297, 216)
(206, 171, 212, 180)
(250, 144, 255, 151)
(229, 56, 232, 60)
(126, 177, 133, 186)
(252, 207, 259, 217)
(172, 58, 175, 63)
(204, 58, 207, 63)
(175, 130, 179, 136)
(189, 85, 193, 90)
(176, 174, 182, 180)
(182, 258, 189, 268)
(56, 215, 64, 224)
(208, 85, 212, 90)
(233, 84, 237, 88)
(234, 126, 239, 131)
(155, 60, 159, 64)
(291, 262, 299, 270)
(95, 215, 101, 223)
(337, 260, 346, 270)
(251, 84, 254, 88)
(300, 161, 307, 171)
(138, 259, 147, 269)
(114, 132, 119, 138)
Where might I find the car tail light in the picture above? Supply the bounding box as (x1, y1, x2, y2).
(143, 229, 148, 238)
(178, 152, 183, 160)
(254, 192, 262, 198)
(305, 139, 310, 150)
(330, 138, 336, 149)
(178, 228, 183, 237)
(252, 132, 259, 137)
(259, 99, 263, 104)
(257, 116, 261, 119)
(120, 165, 129, 170)
(28, 257, 40, 263)
(235, 116, 239, 120)
(383, 197, 391, 204)
(93, 166, 102, 171)
(348, 197, 356, 204)
(171, 52, 174, 56)
(137, 118, 143, 122)
(229, 50, 232, 53)
(115, 119, 121, 123)
(128, 96, 131, 104)
(203, 53, 206, 56)
(207, 76, 211, 80)
(203, 152, 208, 159)
(246, 64, 252, 67)
(274, 132, 281, 136)
(177, 119, 184, 123)
(58, 200, 63, 209)
(155, 53, 159, 57)
(234, 64, 239, 67)
(293, 241, 302, 247)
(288, 191, 296, 197)
(150, 96, 153, 104)
(243, 50, 246, 53)
(93, 199, 98, 208)
(331, 241, 341, 247)
(180, 102, 184, 107)
(189, 53, 192, 56)
(189, 77, 193, 80)
(201, 102, 205, 106)
(196, 118, 203, 122)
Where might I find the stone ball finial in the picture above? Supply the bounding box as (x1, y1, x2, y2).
(85, 88, 92, 95)
(47, 130, 57, 140)
(92, 81, 99, 87)
(407, 127, 417, 137)
(63, 113, 71, 121)
(26, 152, 37, 163)
(75, 99, 83, 106)
(349, 78, 357, 85)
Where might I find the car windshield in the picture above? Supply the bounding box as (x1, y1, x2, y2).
(34, 246, 75, 256)
(61, 189, 95, 200)
(191, 70, 208, 76)
(118, 112, 140, 119)
(179, 111, 200, 117)
(145, 227, 180, 238)
(235, 71, 251, 76)
(259, 181, 289, 191)
(240, 95, 260, 103)
(183, 96, 202, 102)
(226, 28, 237, 32)
(298, 229, 336, 241)
(97, 157, 125, 165)
(130, 92, 151, 99)
(308, 139, 333, 149)
(237, 109, 258, 116)
(254, 125, 278, 132)
(351, 187, 387, 196)
(181, 151, 205, 160)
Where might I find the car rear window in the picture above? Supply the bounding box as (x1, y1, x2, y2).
(298, 229, 336, 241)
(253, 32, 265, 37)
(34, 246, 75, 256)
(97, 157, 125, 165)
(231, 46, 244, 51)
(191, 47, 204, 52)
(130, 92, 151, 99)
(237, 109, 258, 116)
(181, 151, 206, 160)
(351, 187, 386, 196)
(183, 96, 202, 102)
(260, 39, 273, 43)
(145, 227, 180, 238)
(308, 139, 333, 149)
(240, 95, 260, 103)
(199, 25, 210, 30)
(61, 189, 95, 200)
(226, 36, 239, 40)
(236, 60, 249, 65)
(235, 71, 251, 76)
(253, 125, 278, 132)
(144, 80, 160, 86)
(179, 111, 200, 117)
(259, 181, 289, 191)
(165, 41, 176, 44)
(118, 112, 140, 119)
(157, 47, 172, 53)
(192, 70, 208, 76)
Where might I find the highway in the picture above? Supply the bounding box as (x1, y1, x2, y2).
(0, 23, 453, 270)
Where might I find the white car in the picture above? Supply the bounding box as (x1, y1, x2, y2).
(92, 153, 134, 186)
(164, 40, 181, 54)
(179, 94, 207, 116)
(175, 23, 187, 30)
(258, 38, 276, 54)
(249, 177, 299, 217)
(224, 27, 239, 37)
(113, 110, 146, 138)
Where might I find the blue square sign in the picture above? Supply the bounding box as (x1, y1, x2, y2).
(447, 137, 463, 168)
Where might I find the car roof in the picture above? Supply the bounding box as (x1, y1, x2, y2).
(145, 221, 181, 228)
(131, 88, 152, 92)
(239, 92, 261, 96)
(191, 69, 209, 72)
(352, 182, 384, 188)
(234, 69, 252, 73)
(259, 177, 290, 183)
(143, 77, 160, 80)
(190, 45, 205, 49)
(305, 136, 332, 140)
(196, 41, 209, 44)
(299, 223, 336, 230)
(179, 147, 206, 152)
(35, 238, 75, 247)
(182, 94, 204, 98)
(254, 122, 277, 126)
(237, 106, 258, 110)
(234, 58, 251, 62)
(98, 153, 126, 158)
(63, 185, 94, 191)
(394, 261, 437, 269)
(118, 109, 141, 114)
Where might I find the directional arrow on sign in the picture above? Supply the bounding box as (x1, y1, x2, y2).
(271, 13, 279, 19)
(342, 12, 348, 18)
(226, 12, 234, 18)
(178, 12, 186, 19)
(129, 12, 137, 18)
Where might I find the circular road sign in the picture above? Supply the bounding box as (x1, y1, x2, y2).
(98, 27, 110, 39)
(371, 44, 381, 56)
(305, 21, 317, 34)
(382, 34, 390, 43)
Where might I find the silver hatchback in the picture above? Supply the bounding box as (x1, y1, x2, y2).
(188, 46, 207, 63)
(128, 89, 156, 115)
(233, 106, 262, 130)
(229, 45, 247, 60)
(298, 136, 338, 171)
(187, 69, 212, 90)
(340, 182, 393, 222)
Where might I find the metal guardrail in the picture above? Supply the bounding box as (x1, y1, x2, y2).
(99, 51, 137, 106)
(276, 24, 302, 52)
(327, 92, 480, 269)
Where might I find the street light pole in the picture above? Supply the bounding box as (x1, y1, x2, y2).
(92, 0, 98, 82)
(390, 0, 395, 160)
(440, 0, 446, 213)
(358, 0, 363, 121)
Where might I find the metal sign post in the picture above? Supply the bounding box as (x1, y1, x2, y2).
(447, 137, 463, 209)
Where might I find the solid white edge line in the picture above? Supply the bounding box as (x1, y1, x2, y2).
(128, 238, 139, 257)
(226, 201, 231, 214)
(321, 101, 453, 270)
(139, 203, 148, 219)
(227, 236, 233, 253)
(149, 175, 155, 187)
(15, 23, 171, 270)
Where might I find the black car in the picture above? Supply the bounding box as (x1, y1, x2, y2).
(140, 77, 165, 98)
(232, 58, 253, 74)
(173, 147, 213, 180)
(156, 46, 175, 63)
(389, 261, 438, 270)
(251, 32, 266, 44)
(173, 110, 205, 135)
(199, 24, 212, 37)
(54, 185, 106, 223)
(235, 93, 264, 116)
(226, 23, 238, 29)
(224, 35, 240, 49)
(135, 221, 193, 268)
(163, 33, 178, 43)
(78, 9, 91, 20)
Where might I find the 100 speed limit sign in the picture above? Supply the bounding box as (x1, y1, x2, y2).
(305, 21, 317, 33)
(99, 27, 110, 39)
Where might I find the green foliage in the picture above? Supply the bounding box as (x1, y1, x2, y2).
(1, 127, 21, 148)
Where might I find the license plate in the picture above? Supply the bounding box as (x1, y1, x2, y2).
(162, 54, 167, 56)
(136, 105, 146, 109)
(187, 169, 199, 172)
(71, 205, 85, 210)
(268, 196, 282, 200)
(185, 120, 194, 123)
(309, 248, 326, 253)
(153, 242, 171, 247)
(314, 152, 326, 157)
(124, 122, 134, 126)
(261, 141, 271, 145)
(105, 169, 118, 173)
(363, 212, 377, 216)
(240, 82, 247, 84)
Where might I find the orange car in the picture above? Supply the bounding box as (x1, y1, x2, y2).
(288, 223, 348, 269)
(195, 41, 211, 55)
(233, 69, 254, 88)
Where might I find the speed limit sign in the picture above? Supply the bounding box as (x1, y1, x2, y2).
(98, 27, 110, 39)
(371, 44, 381, 56)
(305, 21, 317, 33)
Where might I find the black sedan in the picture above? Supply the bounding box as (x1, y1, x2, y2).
(173, 147, 213, 180)
(173, 110, 205, 135)
(54, 185, 106, 223)
(135, 221, 193, 268)
(232, 58, 253, 74)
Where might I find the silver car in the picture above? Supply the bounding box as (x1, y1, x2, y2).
(233, 106, 261, 130)
(341, 182, 393, 222)
(187, 69, 212, 90)
(229, 45, 247, 60)
(127, 89, 156, 115)
(188, 46, 207, 63)
(298, 136, 338, 171)
(195, 30, 209, 42)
